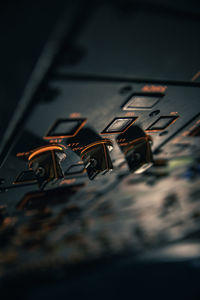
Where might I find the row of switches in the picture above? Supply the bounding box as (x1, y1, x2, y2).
(44, 115, 178, 139)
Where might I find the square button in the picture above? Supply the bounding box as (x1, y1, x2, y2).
(101, 117, 137, 134)
(122, 93, 162, 110)
(44, 118, 87, 139)
(146, 116, 179, 132)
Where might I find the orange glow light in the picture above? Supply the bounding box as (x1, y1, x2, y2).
(28, 145, 64, 161)
(70, 112, 81, 118)
(141, 85, 167, 93)
(81, 139, 112, 156)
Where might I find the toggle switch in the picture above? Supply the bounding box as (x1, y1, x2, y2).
(116, 125, 153, 174)
(65, 127, 113, 180)
(28, 144, 66, 189)
(81, 140, 113, 180)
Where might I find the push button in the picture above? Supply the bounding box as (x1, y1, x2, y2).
(122, 93, 163, 110)
(44, 118, 87, 139)
(146, 116, 179, 132)
(101, 117, 137, 134)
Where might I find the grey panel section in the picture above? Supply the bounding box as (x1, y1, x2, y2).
(25, 80, 200, 152)
(57, 1, 200, 82)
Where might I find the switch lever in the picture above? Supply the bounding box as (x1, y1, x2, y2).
(117, 125, 153, 174)
(28, 144, 66, 189)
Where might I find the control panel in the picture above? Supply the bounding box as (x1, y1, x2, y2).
(0, 0, 200, 287)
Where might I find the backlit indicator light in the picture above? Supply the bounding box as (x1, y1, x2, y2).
(145, 116, 179, 132)
(44, 118, 87, 139)
(122, 93, 163, 110)
(101, 117, 138, 134)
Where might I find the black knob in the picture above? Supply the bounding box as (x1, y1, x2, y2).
(28, 144, 66, 189)
(81, 140, 113, 180)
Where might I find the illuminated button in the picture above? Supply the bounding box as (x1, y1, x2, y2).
(44, 118, 87, 139)
(146, 116, 179, 132)
(101, 117, 137, 134)
(122, 93, 163, 110)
